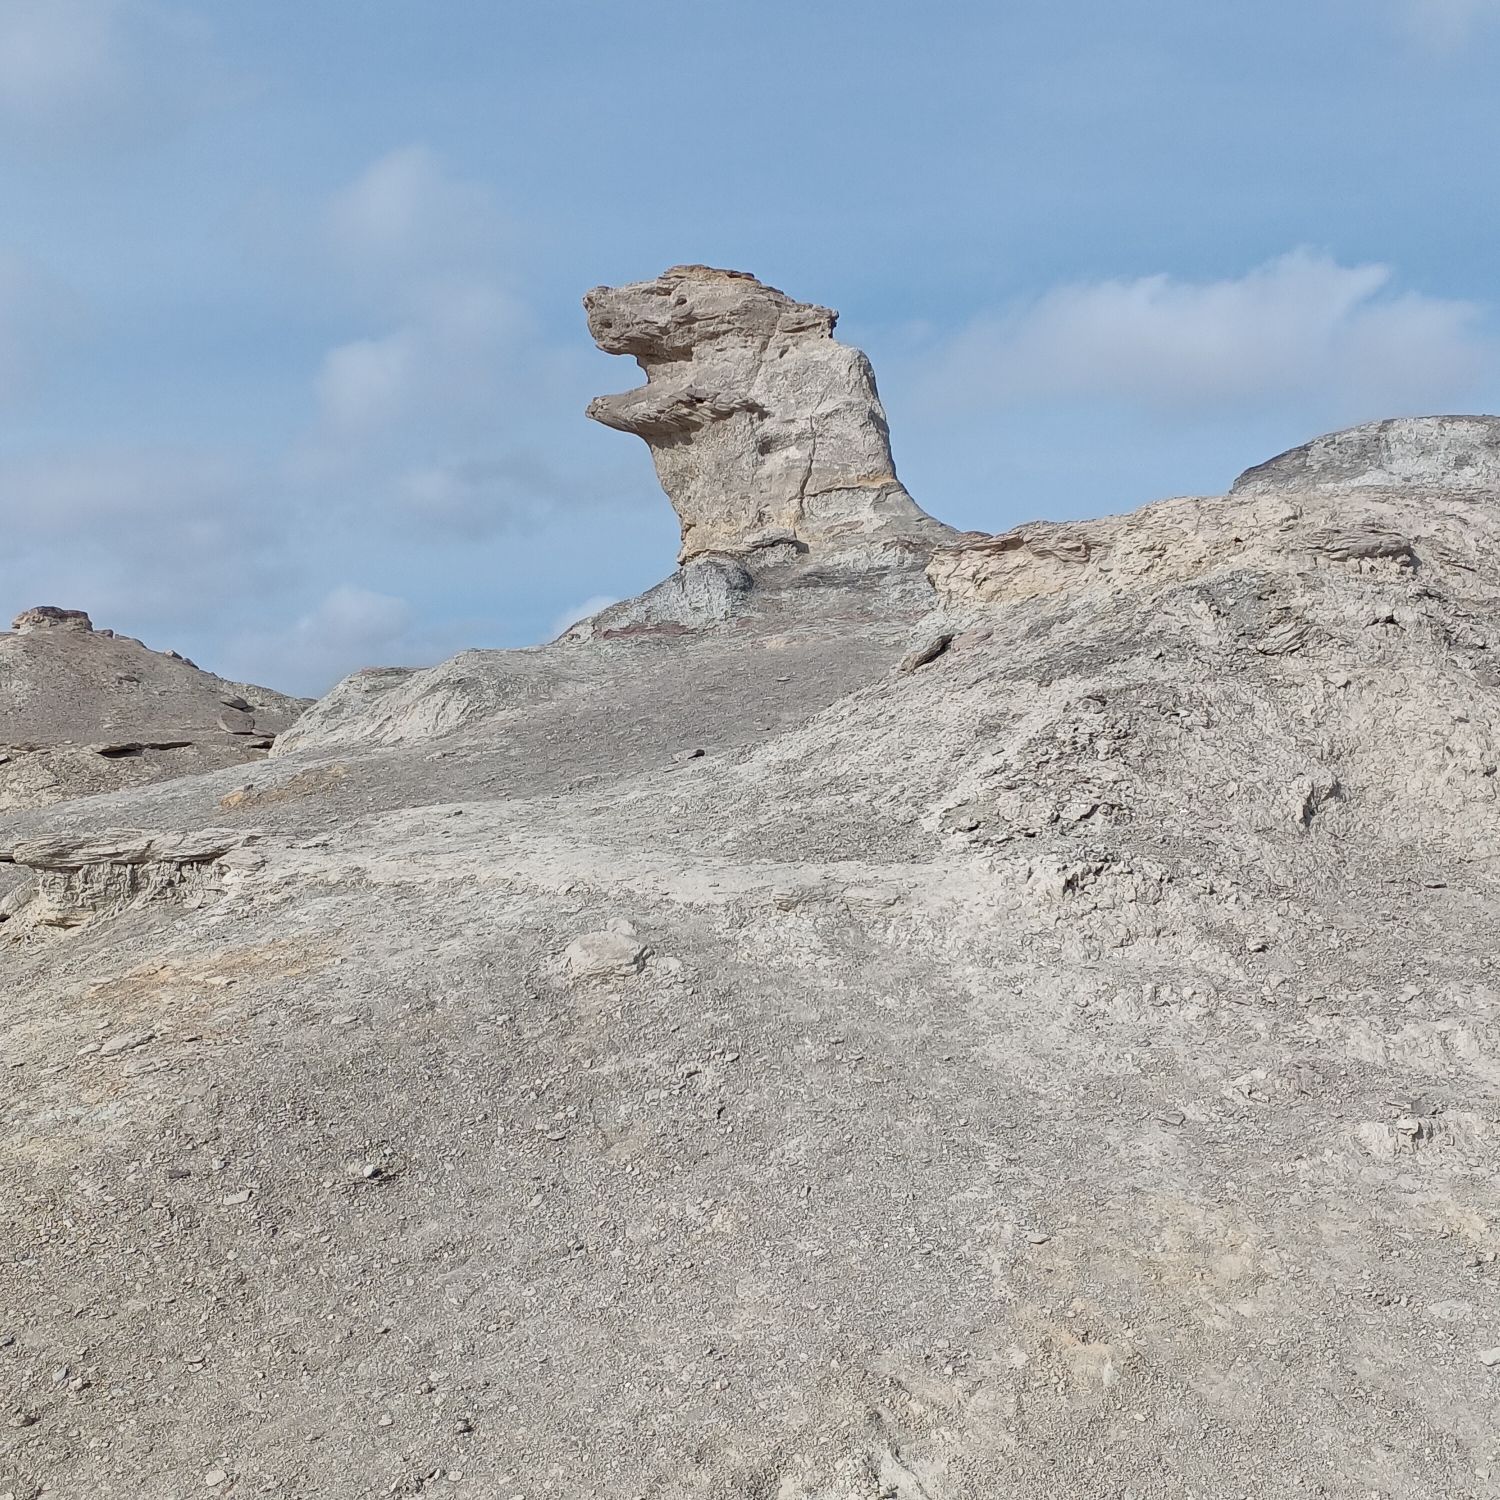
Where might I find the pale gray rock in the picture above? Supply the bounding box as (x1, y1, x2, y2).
(558, 554, 752, 642)
(561, 925, 648, 978)
(585, 265, 955, 562)
(1230, 414, 1500, 497)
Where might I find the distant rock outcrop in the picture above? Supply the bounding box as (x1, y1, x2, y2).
(11, 605, 94, 633)
(0, 609, 308, 809)
(1231, 414, 1500, 497)
(585, 265, 954, 562)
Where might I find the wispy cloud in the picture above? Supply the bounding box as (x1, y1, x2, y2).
(298, 145, 643, 544)
(0, 251, 85, 403)
(1, 141, 656, 695)
(920, 250, 1493, 424)
(0, 444, 286, 622)
(219, 585, 417, 696)
(0, 0, 223, 150)
(324, 145, 506, 284)
(1396, 0, 1500, 51)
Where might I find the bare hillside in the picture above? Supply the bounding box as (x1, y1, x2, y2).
(1, 270, 1497, 1500)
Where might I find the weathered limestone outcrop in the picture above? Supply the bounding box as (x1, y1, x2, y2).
(585, 265, 954, 562)
(1231, 414, 1500, 498)
(0, 828, 260, 928)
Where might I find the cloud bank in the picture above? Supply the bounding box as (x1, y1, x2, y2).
(922, 251, 1493, 425)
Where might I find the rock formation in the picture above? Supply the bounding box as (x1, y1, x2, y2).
(3, 272, 1500, 1500)
(0, 607, 308, 809)
(585, 264, 955, 563)
(11, 605, 93, 633)
(1231, 412, 1500, 497)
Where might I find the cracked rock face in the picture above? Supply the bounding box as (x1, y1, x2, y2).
(585, 265, 954, 562)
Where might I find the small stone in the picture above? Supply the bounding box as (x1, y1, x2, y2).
(1027, 1232, 1051, 1245)
(377, 1412, 394, 1427)
(453, 1416, 473, 1434)
(1479, 1347, 1500, 1367)
(898, 634, 954, 674)
(1159, 1109, 1186, 1126)
(203, 1469, 228, 1488)
(98, 1029, 154, 1058)
(222, 1190, 252, 1206)
(678, 748, 705, 761)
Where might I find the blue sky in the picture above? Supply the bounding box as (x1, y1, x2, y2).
(2, 0, 1498, 693)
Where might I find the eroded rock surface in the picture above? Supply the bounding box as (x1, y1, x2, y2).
(585, 264, 954, 563)
(0, 827, 258, 928)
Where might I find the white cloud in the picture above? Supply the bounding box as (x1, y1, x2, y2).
(315, 333, 414, 435)
(923, 250, 1493, 423)
(311, 281, 525, 442)
(324, 145, 503, 279)
(297, 584, 413, 651)
(220, 586, 417, 696)
(306, 149, 534, 465)
(0, 0, 220, 149)
(295, 143, 638, 565)
(397, 456, 569, 538)
(1397, 0, 1500, 50)
(548, 594, 618, 639)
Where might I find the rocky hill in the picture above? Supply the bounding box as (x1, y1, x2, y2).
(1, 267, 1497, 1500)
(0, 606, 307, 811)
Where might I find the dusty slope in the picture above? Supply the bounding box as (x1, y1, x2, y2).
(0, 607, 308, 811)
(1, 265, 1498, 1498)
